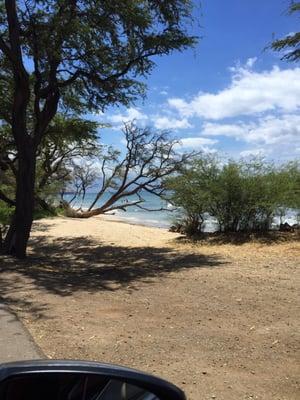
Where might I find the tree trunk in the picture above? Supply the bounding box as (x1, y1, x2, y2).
(3, 145, 36, 259)
(62, 202, 105, 218)
(35, 196, 55, 213)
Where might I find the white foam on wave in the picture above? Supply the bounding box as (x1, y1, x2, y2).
(107, 214, 169, 229)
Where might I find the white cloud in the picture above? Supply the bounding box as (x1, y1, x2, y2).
(103, 107, 191, 131)
(107, 107, 148, 125)
(168, 63, 300, 120)
(201, 122, 246, 138)
(180, 137, 217, 147)
(228, 57, 257, 73)
(245, 114, 300, 145)
(202, 114, 300, 145)
(97, 60, 299, 161)
(240, 148, 267, 158)
(153, 116, 192, 130)
(174, 137, 218, 153)
(167, 98, 192, 118)
(246, 57, 257, 68)
(201, 114, 300, 158)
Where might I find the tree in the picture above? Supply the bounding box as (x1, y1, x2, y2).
(2, 120, 191, 218)
(0, 113, 101, 211)
(271, 1, 300, 62)
(166, 153, 219, 234)
(64, 162, 99, 211)
(63, 122, 193, 218)
(167, 155, 300, 235)
(0, 123, 16, 207)
(0, 0, 197, 258)
(35, 115, 101, 210)
(274, 161, 300, 224)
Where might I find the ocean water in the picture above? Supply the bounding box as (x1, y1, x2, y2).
(63, 192, 298, 230)
(63, 191, 177, 229)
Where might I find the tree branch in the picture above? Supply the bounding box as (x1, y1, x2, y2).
(5, 0, 29, 80)
(0, 190, 15, 206)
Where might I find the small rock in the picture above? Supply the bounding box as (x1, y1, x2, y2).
(271, 340, 279, 347)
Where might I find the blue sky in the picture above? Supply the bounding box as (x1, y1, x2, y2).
(97, 0, 300, 162)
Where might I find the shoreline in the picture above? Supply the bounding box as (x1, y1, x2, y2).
(66, 204, 173, 230)
(99, 213, 170, 230)
(66, 203, 299, 233)
(30, 216, 180, 249)
(34, 215, 299, 247)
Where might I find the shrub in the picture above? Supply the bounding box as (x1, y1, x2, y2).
(166, 156, 299, 234)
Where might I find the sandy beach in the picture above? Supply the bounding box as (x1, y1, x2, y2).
(1, 216, 299, 400)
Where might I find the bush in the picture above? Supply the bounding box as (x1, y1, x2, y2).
(33, 207, 60, 220)
(166, 156, 300, 234)
(182, 214, 204, 236)
(0, 201, 14, 225)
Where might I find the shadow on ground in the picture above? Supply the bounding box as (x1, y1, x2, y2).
(175, 231, 300, 245)
(0, 235, 226, 317)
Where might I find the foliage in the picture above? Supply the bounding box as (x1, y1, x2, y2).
(166, 155, 300, 235)
(33, 206, 61, 220)
(0, 0, 197, 257)
(36, 114, 101, 205)
(0, 0, 197, 119)
(271, 2, 300, 62)
(0, 201, 13, 225)
(0, 113, 101, 210)
(167, 154, 218, 234)
(1, 118, 194, 218)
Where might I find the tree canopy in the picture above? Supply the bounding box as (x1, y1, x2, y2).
(271, 1, 300, 62)
(0, 0, 196, 123)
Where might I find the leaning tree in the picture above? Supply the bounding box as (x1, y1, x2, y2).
(63, 122, 194, 218)
(0, 0, 196, 258)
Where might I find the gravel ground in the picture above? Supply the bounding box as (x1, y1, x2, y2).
(0, 217, 299, 400)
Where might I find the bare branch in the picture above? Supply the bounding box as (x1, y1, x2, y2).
(68, 122, 194, 218)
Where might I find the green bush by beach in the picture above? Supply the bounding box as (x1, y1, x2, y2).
(166, 156, 300, 235)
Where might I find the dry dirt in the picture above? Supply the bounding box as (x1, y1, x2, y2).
(0, 216, 299, 400)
